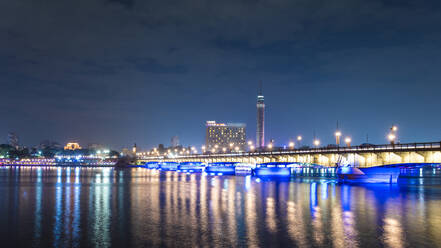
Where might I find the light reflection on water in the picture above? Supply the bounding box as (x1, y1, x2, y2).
(0, 166, 441, 247)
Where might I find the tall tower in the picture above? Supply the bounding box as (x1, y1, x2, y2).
(256, 82, 265, 149)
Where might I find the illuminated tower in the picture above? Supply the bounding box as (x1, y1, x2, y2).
(256, 82, 265, 149)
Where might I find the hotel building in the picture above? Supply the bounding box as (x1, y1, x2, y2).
(205, 121, 246, 152)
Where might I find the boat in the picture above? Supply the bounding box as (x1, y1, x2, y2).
(291, 164, 337, 178)
(234, 163, 254, 174)
(253, 162, 294, 177)
(177, 162, 205, 173)
(205, 162, 237, 175)
(144, 161, 160, 169)
(159, 162, 179, 171)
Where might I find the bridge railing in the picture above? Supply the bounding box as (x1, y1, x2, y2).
(139, 141, 441, 160)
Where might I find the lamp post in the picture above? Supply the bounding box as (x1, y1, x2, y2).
(335, 131, 342, 146)
(388, 133, 396, 145)
(345, 137, 351, 147)
(267, 143, 273, 150)
(289, 141, 295, 149)
(313, 139, 320, 148)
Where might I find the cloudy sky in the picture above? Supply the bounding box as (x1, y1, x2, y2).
(1, 0, 441, 149)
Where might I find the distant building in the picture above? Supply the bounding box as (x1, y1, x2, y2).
(132, 143, 137, 154)
(8, 132, 19, 149)
(39, 140, 62, 150)
(171, 136, 180, 147)
(87, 143, 106, 151)
(64, 142, 82, 150)
(205, 121, 246, 151)
(256, 83, 265, 149)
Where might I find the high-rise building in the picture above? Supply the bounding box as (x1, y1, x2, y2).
(256, 83, 265, 148)
(171, 136, 180, 147)
(8, 132, 19, 149)
(205, 121, 246, 151)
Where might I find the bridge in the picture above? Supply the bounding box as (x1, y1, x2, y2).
(137, 141, 441, 167)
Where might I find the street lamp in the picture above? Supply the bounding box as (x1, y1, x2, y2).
(267, 143, 273, 150)
(248, 141, 253, 146)
(345, 137, 351, 147)
(335, 131, 342, 146)
(297, 136, 302, 141)
(234, 146, 239, 152)
(222, 147, 227, 153)
(388, 133, 396, 144)
(250, 145, 255, 151)
(313, 139, 320, 147)
(289, 141, 295, 149)
(392, 125, 398, 132)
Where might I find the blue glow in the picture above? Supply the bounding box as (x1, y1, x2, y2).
(254, 167, 291, 177)
(310, 182, 317, 208)
(245, 175, 251, 190)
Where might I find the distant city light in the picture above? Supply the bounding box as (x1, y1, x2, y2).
(297, 136, 302, 141)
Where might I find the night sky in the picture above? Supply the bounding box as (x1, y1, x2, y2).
(2, 0, 441, 150)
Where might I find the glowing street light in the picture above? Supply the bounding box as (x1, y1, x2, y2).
(250, 145, 255, 151)
(345, 137, 351, 147)
(392, 125, 398, 132)
(313, 139, 320, 147)
(234, 146, 239, 152)
(267, 143, 273, 150)
(222, 147, 227, 153)
(289, 141, 295, 149)
(248, 141, 253, 146)
(388, 133, 396, 144)
(297, 136, 302, 141)
(335, 131, 342, 146)
(229, 143, 234, 148)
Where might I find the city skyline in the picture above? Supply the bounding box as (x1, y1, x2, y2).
(2, 0, 441, 149)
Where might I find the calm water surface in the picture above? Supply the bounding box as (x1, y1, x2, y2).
(0, 166, 441, 248)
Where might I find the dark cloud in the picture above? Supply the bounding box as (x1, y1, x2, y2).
(1, 0, 441, 148)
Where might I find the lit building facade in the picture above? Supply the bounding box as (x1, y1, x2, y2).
(64, 142, 82, 150)
(205, 121, 246, 151)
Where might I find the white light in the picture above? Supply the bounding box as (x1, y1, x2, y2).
(335, 131, 341, 137)
(388, 133, 396, 141)
(297, 136, 302, 141)
(289, 142, 294, 148)
(314, 140, 320, 147)
(345, 137, 352, 143)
